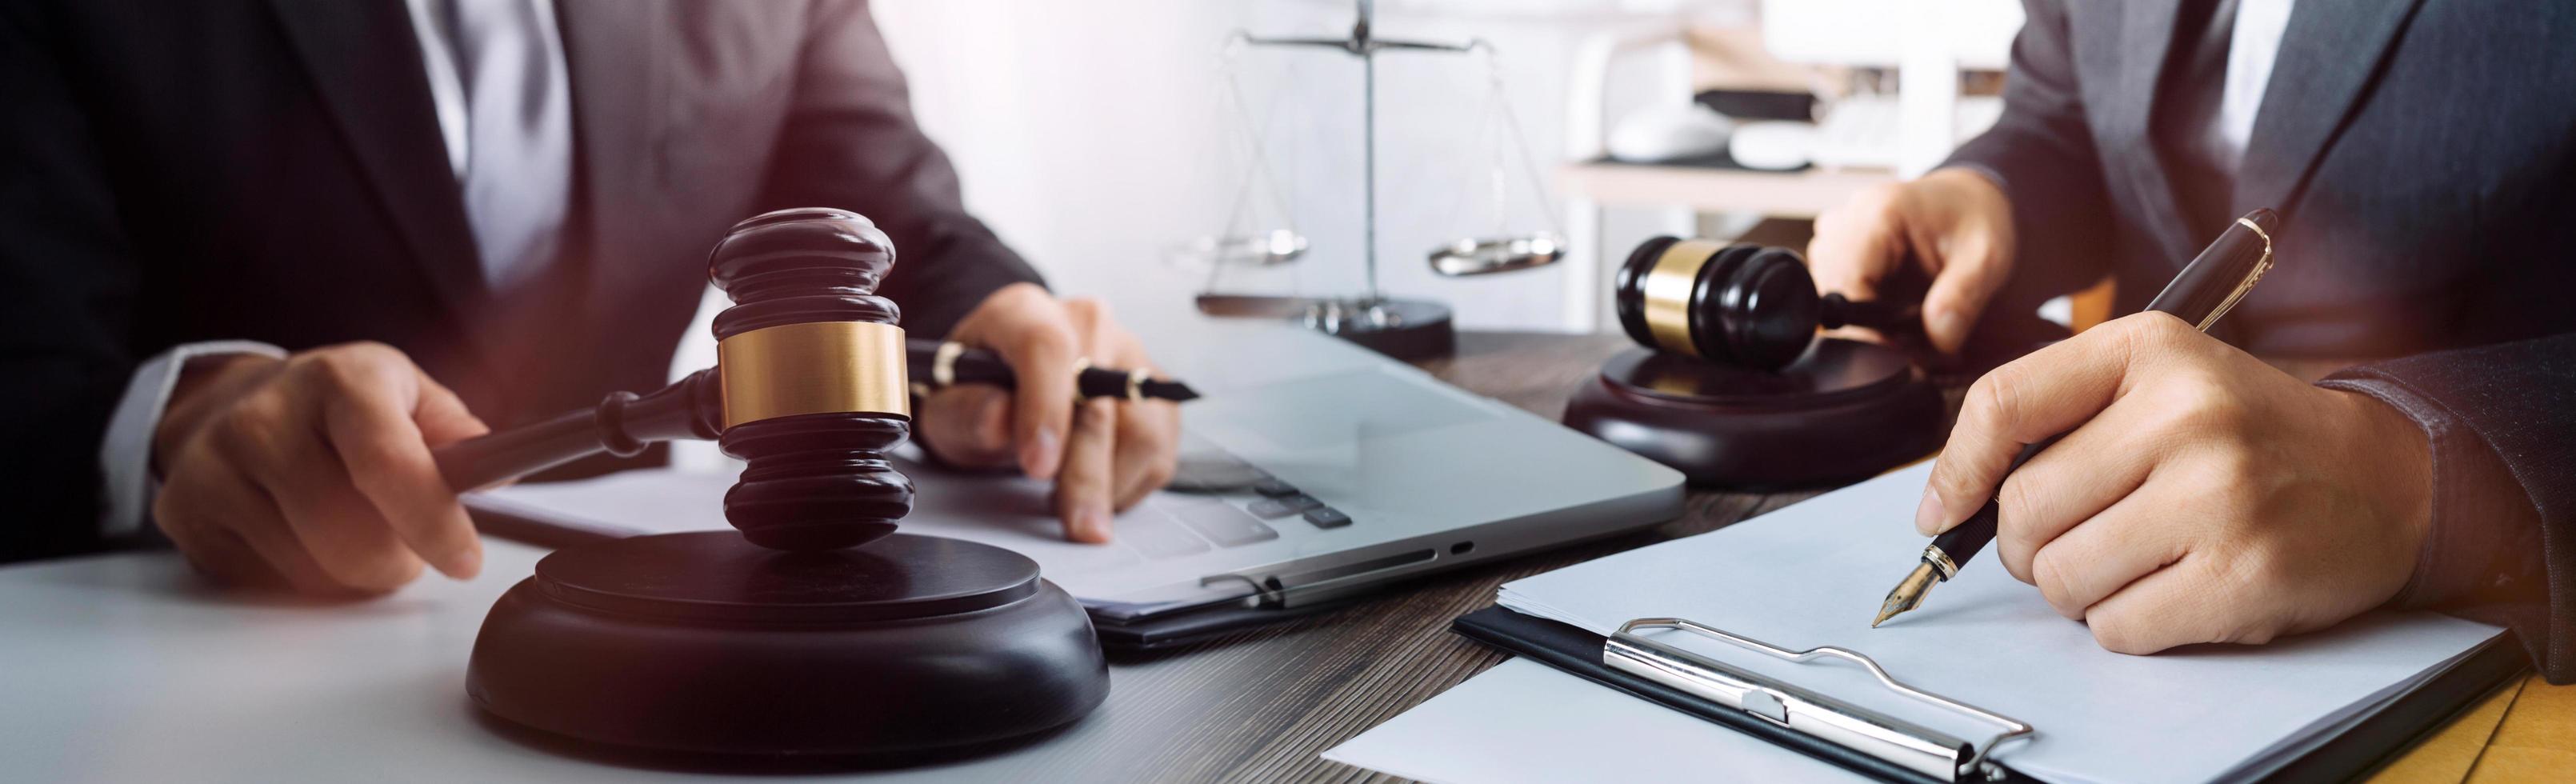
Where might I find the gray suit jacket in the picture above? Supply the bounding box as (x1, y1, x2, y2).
(0, 0, 1042, 561)
(1947, 0, 2576, 680)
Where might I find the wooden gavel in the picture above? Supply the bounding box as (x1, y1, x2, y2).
(430, 208, 916, 552)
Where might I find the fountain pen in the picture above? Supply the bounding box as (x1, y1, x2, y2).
(1873, 208, 2279, 628)
(908, 339, 1200, 402)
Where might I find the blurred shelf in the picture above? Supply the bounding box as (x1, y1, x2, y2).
(1558, 160, 1898, 218)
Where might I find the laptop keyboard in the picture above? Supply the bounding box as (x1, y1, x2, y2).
(1118, 514, 1217, 559)
(1166, 498, 1282, 546)
(1301, 506, 1352, 529)
(1166, 448, 1269, 492)
(1125, 446, 1351, 559)
(1243, 494, 1322, 519)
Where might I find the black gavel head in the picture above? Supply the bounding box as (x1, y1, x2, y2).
(1614, 237, 1824, 371)
(704, 207, 915, 551)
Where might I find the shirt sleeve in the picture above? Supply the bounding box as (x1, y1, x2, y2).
(98, 340, 287, 538)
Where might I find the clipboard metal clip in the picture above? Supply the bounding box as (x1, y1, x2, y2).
(1606, 618, 2036, 782)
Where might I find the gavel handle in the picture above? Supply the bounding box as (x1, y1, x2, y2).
(432, 369, 724, 493)
(1820, 293, 1922, 334)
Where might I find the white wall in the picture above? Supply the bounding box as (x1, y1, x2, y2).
(868, 0, 1710, 332)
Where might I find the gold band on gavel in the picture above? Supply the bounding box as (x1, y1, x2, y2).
(717, 321, 911, 427)
(1644, 239, 1723, 357)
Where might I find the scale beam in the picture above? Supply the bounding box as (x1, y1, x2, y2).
(1239, 35, 1479, 55)
(1230, 0, 1483, 305)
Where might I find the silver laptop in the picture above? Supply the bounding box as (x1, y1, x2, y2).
(472, 319, 1683, 646)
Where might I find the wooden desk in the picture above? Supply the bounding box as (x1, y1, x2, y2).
(1137, 330, 2567, 782)
(9, 330, 2551, 782)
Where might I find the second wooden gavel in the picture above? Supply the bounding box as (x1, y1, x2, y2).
(1613, 237, 1918, 371)
(431, 207, 916, 552)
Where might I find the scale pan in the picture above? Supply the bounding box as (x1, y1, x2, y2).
(1171, 230, 1309, 267)
(1429, 233, 1563, 276)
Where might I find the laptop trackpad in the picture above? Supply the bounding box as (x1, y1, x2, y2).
(1189, 369, 1499, 452)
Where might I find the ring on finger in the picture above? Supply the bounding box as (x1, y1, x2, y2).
(1070, 356, 1093, 405)
(1125, 367, 1150, 403)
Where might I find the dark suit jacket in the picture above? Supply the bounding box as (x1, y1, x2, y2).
(1949, 0, 2576, 680)
(0, 0, 1042, 562)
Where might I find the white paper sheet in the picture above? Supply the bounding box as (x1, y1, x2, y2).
(1494, 462, 2504, 784)
(1324, 658, 1871, 784)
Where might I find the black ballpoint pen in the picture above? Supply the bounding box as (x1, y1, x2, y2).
(907, 338, 1201, 402)
(1872, 208, 2281, 627)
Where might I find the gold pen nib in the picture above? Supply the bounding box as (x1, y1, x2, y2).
(1873, 561, 1940, 627)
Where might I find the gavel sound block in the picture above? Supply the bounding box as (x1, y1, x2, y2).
(1562, 237, 1945, 489)
(441, 209, 1107, 759)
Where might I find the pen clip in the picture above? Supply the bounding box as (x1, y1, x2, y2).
(2194, 217, 2276, 333)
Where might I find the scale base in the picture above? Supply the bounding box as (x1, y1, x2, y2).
(466, 531, 1108, 761)
(1564, 340, 1943, 490)
(1191, 294, 1458, 361)
(1302, 297, 1455, 361)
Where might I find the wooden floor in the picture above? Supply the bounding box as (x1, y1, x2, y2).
(1109, 330, 2568, 782)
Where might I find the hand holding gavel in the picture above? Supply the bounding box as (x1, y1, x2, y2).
(150, 210, 1180, 594)
(152, 343, 494, 594)
(154, 208, 909, 594)
(1804, 169, 2018, 356)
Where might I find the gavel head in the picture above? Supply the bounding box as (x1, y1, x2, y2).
(1614, 237, 1823, 371)
(705, 207, 915, 551)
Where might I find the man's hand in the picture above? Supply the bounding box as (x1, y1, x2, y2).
(915, 283, 1180, 543)
(1917, 314, 2434, 654)
(1806, 168, 2017, 354)
(153, 342, 489, 594)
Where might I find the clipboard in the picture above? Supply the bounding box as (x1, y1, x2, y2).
(1452, 606, 2527, 783)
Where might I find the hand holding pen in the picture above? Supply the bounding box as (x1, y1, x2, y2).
(1874, 209, 2282, 627)
(913, 285, 1187, 545)
(910, 339, 1199, 402)
(1870, 210, 2443, 655)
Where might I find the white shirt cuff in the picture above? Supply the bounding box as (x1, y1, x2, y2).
(99, 340, 288, 538)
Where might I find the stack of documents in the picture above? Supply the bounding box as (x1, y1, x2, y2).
(1330, 463, 2507, 784)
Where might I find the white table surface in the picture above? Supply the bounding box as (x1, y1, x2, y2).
(0, 540, 1229, 783)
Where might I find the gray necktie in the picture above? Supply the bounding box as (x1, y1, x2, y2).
(445, 0, 571, 290)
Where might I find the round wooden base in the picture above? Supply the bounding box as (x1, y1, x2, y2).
(466, 532, 1108, 759)
(1563, 340, 1944, 490)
